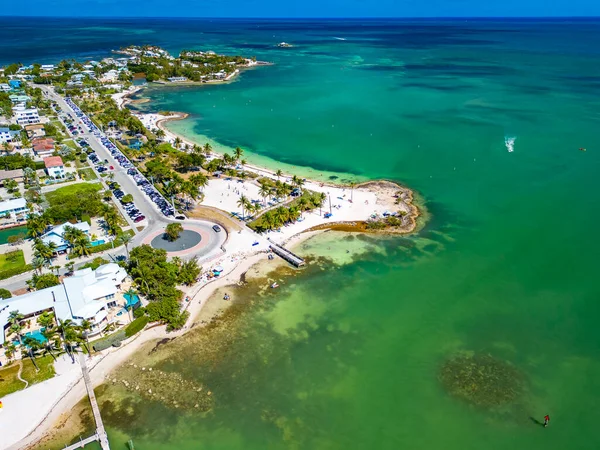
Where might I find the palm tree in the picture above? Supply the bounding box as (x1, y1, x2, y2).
(349, 181, 356, 202)
(58, 319, 78, 363)
(288, 206, 301, 222)
(298, 197, 309, 217)
(40, 329, 60, 361)
(8, 310, 25, 346)
(79, 319, 93, 355)
(63, 225, 86, 252)
(117, 232, 133, 259)
(203, 142, 212, 155)
(275, 169, 283, 181)
(259, 183, 272, 207)
(31, 256, 45, 275)
(23, 337, 41, 371)
(317, 192, 327, 216)
(72, 236, 91, 258)
(27, 216, 47, 239)
(4, 343, 17, 362)
(274, 206, 289, 227)
(174, 136, 182, 149)
(234, 147, 244, 161)
(124, 287, 138, 321)
(155, 128, 165, 139)
(237, 194, 250, 220)
(37, 311, 56, 330)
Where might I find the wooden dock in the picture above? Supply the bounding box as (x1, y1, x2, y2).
(268, 239, 305, 267)
(72, 353, 110, 450)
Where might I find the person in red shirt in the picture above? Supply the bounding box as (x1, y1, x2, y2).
(544, 415, 550, 427)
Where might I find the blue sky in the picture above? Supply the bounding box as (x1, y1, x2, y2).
(3, 0, 600, 17)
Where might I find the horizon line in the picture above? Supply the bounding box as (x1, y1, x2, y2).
(1, 15, 600, 20)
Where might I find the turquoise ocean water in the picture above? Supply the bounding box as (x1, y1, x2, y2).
(4, 18, 600, 450)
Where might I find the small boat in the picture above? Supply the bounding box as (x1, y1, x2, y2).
(271, 282, 279, 289)
(579, 147, 587, 152)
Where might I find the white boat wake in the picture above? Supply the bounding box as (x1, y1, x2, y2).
(333, 37, 347, 41)
(505, 136, 516, 153)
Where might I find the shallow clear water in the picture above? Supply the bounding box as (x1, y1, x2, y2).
(10, 18, 600, 450)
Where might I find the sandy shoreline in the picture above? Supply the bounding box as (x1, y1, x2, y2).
(6, 80, 421, 449)
(7, 231, 321, 450)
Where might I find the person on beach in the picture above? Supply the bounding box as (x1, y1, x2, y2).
(544, 415, 550, 427)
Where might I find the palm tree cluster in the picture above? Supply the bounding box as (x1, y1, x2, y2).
(250, 192, 327, 233)
(4, 310, 92, 366)
(63, 225, 92, 257)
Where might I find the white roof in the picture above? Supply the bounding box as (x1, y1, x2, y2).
(0, 197, 26, 212)
(41, 222, 90, 247)
(0, 266, 127, 345)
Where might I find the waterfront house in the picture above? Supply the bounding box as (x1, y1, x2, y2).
(0, 264, 129, 359)
(8, 79, 21, 90)
(24, 123, 45, 138)
(44, 155, 65, 178)
(0, 83, 11, 92)
(14, 105, 41, 125)
(32, 138, 55, 157)
(168, 76, 188, 82)
(0, 197, 27, 220)
(41, 221, 90, 252)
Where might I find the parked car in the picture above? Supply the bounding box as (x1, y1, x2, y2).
(212, 225, 222, 232)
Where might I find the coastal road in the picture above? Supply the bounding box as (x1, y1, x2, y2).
(0, 87, 228, 292)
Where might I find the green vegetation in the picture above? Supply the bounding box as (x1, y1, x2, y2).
(92, 330, 127, 352)
(0, 250, 25, 272)
(20, 355, 56, 385)
(0, 364, 25, 398)
(125, 315, 150, 337)
(0, 153, 37, 171)
(248, 190, 327, 233)
(438, 352, 526, 408)
(165, 223, 184, 241)
(44, 183, 103, 223)
(0, 264, 33, 281)
(77, 168, 97, 180)
(0, 288, 12, 299)
(27, 273, 60, 290)
(121, 194, 133, 204)
(128, 245, 191, 330)
(80, 257, 110, 270)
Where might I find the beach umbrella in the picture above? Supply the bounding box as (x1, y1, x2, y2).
(214, 266, 224, 273)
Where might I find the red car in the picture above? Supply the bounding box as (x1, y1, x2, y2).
(134, 215, 145, 223)
(109, 165, 114, 170)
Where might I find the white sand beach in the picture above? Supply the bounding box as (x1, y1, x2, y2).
(3, 103, 418, 450)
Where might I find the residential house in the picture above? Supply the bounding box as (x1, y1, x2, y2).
(8, 79, 21, 89)
(14, 105, 41, 125)
(100, 69, 119, 83)
(41, 221, 90, 252)
(0, 127, 19, 144)
(168, 76, 187, 82)
(32, 137, 55, 158)
(0, 169, 24, 185)
(0, 83, 10, 92)
(9, 94, 31, 104)
(0, 264, 130, 354)
(24, 123, 45, 139)
(40, 64, 55, 71)
(0, 197, 27, 220)
(44, 155, 65, 178)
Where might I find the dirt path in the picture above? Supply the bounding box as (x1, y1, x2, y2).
(16, 360, 29, 389)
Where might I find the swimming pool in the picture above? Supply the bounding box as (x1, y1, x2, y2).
(91, 239, 106, 247)
(123, 293, 140, 308)
(24, 328, 47, 343)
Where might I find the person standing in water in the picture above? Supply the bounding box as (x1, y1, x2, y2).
(544, 415, 550, 427)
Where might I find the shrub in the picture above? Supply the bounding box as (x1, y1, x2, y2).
(81, 214, 91, 225)
(92, 330, 127, 352)
(125, 315, 149, 337)
(0, 288, 12, 299)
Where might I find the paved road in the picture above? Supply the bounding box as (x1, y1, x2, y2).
(1, 87, 227, 292)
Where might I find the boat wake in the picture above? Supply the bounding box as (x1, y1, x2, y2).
(505, 136, 516, 153)
(333, 37, 347, 41)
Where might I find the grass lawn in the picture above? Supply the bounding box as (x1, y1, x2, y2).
(21, 355, 56, 385)
(78, 168, 98, 180)
(63, 139, 79, 150)
(0, 250, 26, 272)
(0, 363, 26, 398)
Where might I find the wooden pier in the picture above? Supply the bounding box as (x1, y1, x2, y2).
(63, 353, 111, 450)
(268, 239, 305, 267)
